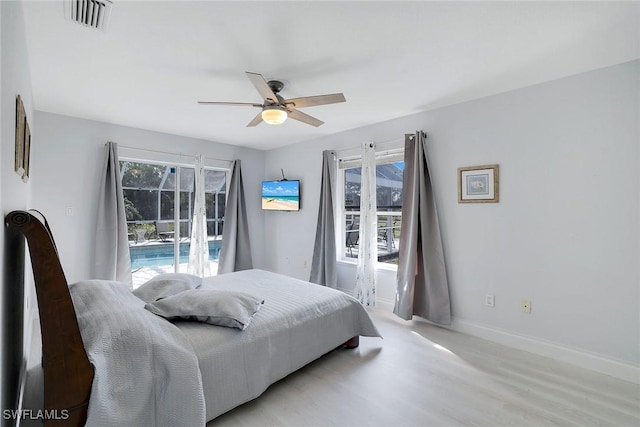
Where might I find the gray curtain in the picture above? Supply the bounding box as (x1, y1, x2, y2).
(310, 150, 337, 287)
(394, 131, 451, 324)
(218, 160, 253, 274)
(95, 141, 132, 285)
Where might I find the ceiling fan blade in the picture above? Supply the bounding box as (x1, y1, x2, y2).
(246, 112, 263, 127)
(287, 109, 324, 127)
(246, 72, 279, 104)
(284, 93, 346, 109)
(198, 101, 263, 107)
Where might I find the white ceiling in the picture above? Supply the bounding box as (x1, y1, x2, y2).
(22, 1, 640, 151)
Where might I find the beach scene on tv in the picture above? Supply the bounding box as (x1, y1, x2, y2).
(262, 180, 300, 211)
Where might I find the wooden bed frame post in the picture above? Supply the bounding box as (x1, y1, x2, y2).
(343, 336, 360, 349)
(2, 223, 25, 422)
(5, 211, 93, 426)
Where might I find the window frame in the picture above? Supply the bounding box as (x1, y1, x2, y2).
(336, 148, 404, 269)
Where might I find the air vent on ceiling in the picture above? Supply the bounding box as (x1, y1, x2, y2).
(64, 0, 113, 32)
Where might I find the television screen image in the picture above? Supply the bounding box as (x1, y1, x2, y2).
(262, 180, 300, 211)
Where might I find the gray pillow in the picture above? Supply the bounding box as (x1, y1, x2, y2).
(144, 289, 264, 330)
(133, 273, 202, 303)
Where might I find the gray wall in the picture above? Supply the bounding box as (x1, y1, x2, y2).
(264, 61, 640, 377)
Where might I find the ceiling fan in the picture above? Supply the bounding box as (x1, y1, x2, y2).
(198, 72, 346, 127)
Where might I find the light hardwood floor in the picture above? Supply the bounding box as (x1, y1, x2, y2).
(208, 309, 640, 427)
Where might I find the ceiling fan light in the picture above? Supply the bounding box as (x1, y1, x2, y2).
(262, 107, 288, 125)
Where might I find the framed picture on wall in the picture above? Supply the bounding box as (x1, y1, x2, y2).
(458, 164, 499, 203)
(15, 95, 26, 177)
(22, 121, 31, 183)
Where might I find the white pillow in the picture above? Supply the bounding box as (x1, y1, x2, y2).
(133, 273, 202, 303)
(144, 289, 264, 330)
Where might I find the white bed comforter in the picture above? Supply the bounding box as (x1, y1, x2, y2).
(176, 269, 382, 421)
(69, 280, 206, 427)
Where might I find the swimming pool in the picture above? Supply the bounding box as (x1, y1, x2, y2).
(130, 241, 222, 269)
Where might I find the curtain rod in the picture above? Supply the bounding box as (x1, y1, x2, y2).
(110, 143, 232, 164)
(335, 135, 405, 158)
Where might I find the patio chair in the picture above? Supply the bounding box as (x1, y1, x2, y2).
(345, 227, 359, 256)
(154, 221, 175, 242)
(378, 228, 396, 249)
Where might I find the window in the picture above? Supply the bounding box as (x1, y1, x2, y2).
(120, 160, 228, 286)
(338, 150, 404, 266)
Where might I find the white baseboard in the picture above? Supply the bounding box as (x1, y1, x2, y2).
(450, 318, 639, 384)
(374, 297, 395, 312)
(348, 291, 640, 384)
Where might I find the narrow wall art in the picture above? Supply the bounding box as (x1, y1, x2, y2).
(14, 94, 31, 183)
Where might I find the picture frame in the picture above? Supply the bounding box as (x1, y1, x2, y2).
(458, 164, 499, 203)
(15, 95, 26, 176)
(22, 121, 31, 183)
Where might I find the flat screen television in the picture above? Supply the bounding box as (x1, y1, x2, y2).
(261, 180, 300, 211)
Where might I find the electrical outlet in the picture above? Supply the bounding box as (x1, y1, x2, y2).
(521, 299, 532, 314)
(485, 294, 495, 307)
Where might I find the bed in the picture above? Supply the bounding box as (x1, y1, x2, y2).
(6, 210, 381, 426)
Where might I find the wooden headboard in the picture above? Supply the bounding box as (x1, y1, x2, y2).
(5, 211, 93, 426)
